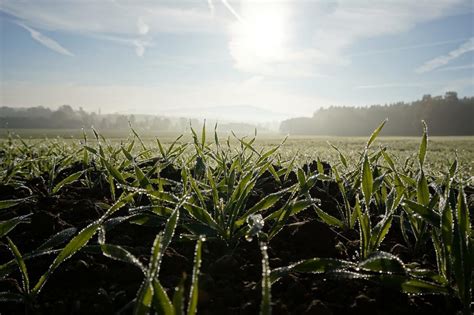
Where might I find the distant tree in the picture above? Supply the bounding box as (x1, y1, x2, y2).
(280, 93, 474, 136)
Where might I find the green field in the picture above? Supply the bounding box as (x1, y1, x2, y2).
(0, 124, 473, 314)
(2, 128, 473, 174)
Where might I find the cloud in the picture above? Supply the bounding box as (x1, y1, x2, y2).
(226, 0, 464, 77)
(0, 1, 227, 35)
(16, 22, 74, 56)
(215, 1, 469, 80)
(416, 38, 474, 73)
(134, 40, 146, 57)
(436, 63, 474, 71)
(136, 17, 149, 35)
(1, 1, 228, 56)
(355, 82, 434, 89)
(350, 38, 470, 57)
(1, 0, 469, 74)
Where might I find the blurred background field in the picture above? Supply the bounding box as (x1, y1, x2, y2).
(1, 128, 472, 175)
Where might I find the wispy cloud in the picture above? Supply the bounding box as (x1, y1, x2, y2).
(355, 82, 434, 89)
(136, 17, 149, 35)
(436, 63, 474, 71)
(16, 22, 74, 56)
(350, 38, 470, 57)
(416, 37, 474, 73)
(1, 1, 227, 56)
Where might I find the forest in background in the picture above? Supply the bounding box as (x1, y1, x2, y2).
(0, 105, 268, 133)
(1, 91, 473, 136)
(281, 92, 474, 136)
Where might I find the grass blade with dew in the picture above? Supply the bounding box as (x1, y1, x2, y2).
(0, 198, 30, 210)
(187, 236, 204, 315)
(6, 237, 30, 294)
(0, 215, 31, 238)
(260, 240, 272, 315)
(366, 119, 387, 149)
(52, 170, 84, 194)
(32, 194, 134, 294)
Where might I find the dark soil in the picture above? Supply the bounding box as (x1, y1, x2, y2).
(0, 162, 465, 314)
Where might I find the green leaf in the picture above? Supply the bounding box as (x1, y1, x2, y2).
(172, 276, 186, 315)
(369, 214, 393, 251)
(33, 222, 101, 294)
(328, 142, 347, 168)
(297, 168, 306, 187)
(201, 120, 206, 150)
(453, 187, 471, 309)
(358, 208, 371, 259)
(0, 198, 28, 210)
(381, 150, 396, 171)
(237, 189, 289, 226)
(418, 120, 428, 168)
(416, 170, 430, 206)
(100, 244, 145, 273)
(37, 227, 77, 251)
(162, 202, 181, 251)
(0, 215, 31, 238)
(270, 258, 355, 284)
(152, 279, 174, 315)
(52, 170, 84, 194)
(187, 237, 203, 315)
(359, 251, 406, 274)
(366, 119, 387, 149)
(314, 206, 344, 229)
(361, 153, 373, 207)
(102, 157, 126, 185)
(135, 234, 163, 315)
(134, 280, 154, 315)
(6, 237, 29, 294)
(403, 199, 440, 227)
(401, 279, 448, 294)
(184, 202, 219, 231)
(134, 165, 151, 189)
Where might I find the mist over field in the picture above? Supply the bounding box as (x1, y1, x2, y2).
(1, 91, 474, 136)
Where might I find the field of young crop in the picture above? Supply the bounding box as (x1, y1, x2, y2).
(0, 121, 472, 314)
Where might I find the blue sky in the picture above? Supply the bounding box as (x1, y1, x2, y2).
(0, 0, 473, 121)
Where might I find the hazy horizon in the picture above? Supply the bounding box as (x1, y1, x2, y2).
(1, 0, 473, 123)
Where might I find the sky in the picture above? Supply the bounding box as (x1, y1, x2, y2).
(0, 0, 473, 122)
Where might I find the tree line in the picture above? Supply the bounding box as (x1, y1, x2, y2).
(280, 92, 474, 136)
(0, 105, 267, 133)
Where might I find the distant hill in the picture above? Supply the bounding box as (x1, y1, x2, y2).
(280, 92, 474, 136)
(160, 105, 289, 123)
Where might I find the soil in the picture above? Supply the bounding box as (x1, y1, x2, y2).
(0, 162, 466, 314)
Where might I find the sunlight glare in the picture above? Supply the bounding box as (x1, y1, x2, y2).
(230, 1, 289, 67)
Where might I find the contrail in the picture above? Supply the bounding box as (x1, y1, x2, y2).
(16, 22, 74, 56)
(221, 0, 244, 23)
(350, 38, 471, 57)
(416, 37, 474, 73)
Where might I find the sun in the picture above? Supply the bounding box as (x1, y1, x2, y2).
(230, 2, 289, 66)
